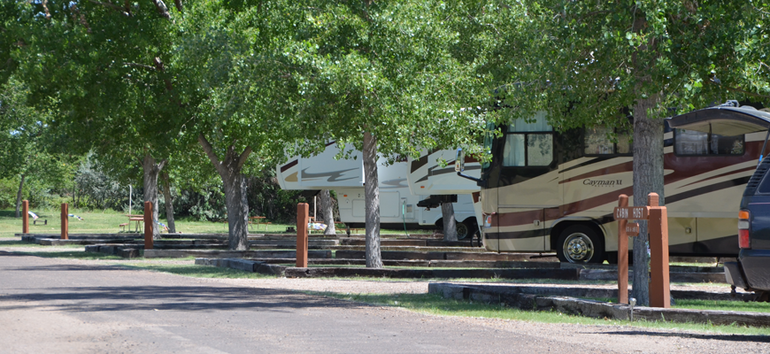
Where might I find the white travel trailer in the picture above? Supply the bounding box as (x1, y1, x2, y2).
(407, 149, 484, 239)
(463, 103, 770, 263)
(276, 144, 476, 231)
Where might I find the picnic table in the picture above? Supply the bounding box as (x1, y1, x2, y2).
(248, 216, 270, 231)
(123, 214, 144, 232)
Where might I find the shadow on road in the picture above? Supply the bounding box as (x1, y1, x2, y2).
(599, 330, 770, 344)
(0, 285, 363, 313)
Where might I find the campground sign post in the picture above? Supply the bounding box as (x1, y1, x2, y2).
(614, 193, 670, 308)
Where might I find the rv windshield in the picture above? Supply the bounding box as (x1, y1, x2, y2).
(482, 120, 495, 170)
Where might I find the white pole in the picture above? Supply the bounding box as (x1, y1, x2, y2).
(129, 185, 133, 215)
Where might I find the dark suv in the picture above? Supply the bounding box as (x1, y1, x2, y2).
(726, 153, 770, 301)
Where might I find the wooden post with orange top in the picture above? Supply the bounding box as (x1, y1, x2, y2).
(647, 193, 670, 308)
(22, 200, 29, 234)
(60, 203, 69, 240)
(296, 203, 309, 267)
(144, 201, 153, 249)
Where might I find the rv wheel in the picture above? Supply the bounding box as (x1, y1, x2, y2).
(556, 225, 605, 264)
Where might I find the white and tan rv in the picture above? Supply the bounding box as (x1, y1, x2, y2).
(276, 143, 476, 231)
(469, 103, 770, 263)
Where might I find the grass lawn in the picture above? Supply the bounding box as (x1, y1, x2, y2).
(313, 292, 770, 336)
(0, 208, 416, 238)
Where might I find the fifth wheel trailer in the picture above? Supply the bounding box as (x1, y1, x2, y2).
(276, 143, 475, 231)
(407, 149, 485, 239)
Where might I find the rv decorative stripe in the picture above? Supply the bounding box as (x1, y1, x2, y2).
(679, 166, 756, 188)
(559, 157, 616, 174)
(280, 159, 298, 173)
(666, 176, 751, 205)
(486, 229, 549, 240)
(560, 161, 633, 184)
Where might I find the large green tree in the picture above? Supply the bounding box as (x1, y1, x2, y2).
(476, 0, 770, 305)
(292, 1, 489, 267)
(14, 0, 186, 238)
(172, 0, 319, 249)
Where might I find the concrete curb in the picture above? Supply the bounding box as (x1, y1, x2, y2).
(145, 249, 332, 259)
(429, 283, 768, 327)
(195, 258, 286, 276)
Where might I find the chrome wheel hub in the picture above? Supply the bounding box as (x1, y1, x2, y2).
(563, 233, 594, 263)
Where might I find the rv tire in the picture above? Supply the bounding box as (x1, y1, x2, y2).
(556, 225, 605, 264)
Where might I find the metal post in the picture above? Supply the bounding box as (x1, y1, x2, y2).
(648, 193, 670, 308)
(129, 185, 133, 216)
(297, 203, 309, 267)
(22, 200, 29, 234)
(617, 194, 629, 304)
(60, 203, 69, 240)
(144, 201, 153, 250)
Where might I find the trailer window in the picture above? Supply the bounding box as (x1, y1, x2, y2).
(674, 129, 744, 156)
(584, 126, 633, 155)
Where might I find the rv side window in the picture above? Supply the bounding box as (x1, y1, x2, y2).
(674, 129, 744, 156)
(584, 126, 633, 155)
(502, 113, 554, 167)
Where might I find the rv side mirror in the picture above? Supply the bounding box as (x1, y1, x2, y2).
(455, 148, 465, 172)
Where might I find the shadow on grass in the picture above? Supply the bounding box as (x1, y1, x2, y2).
(0, 240, 38, 247)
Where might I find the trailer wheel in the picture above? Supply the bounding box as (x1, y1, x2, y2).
(456, 222, 470, 240)
(556, 225, 605, 264)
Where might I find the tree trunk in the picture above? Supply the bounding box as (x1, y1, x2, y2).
(14, 174, 25, 218)
(441, 202, 458, 241)
(631, 94, 665, 307)
(320, 189, 336, 235)
(363, 131, 383, 268)
(161, 171, 176, 233)
(142, 154, 167, 240)
(198, 134, 251, 250)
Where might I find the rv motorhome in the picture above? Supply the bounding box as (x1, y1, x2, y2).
(468, 104, 770, 263)
(276, 144, 476, 231)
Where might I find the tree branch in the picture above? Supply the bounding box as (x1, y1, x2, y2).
(151, 0, 171, 19)
(721, 84, 770, 99)
(174, 0, 183, 12)
(198, 134, 226, 176)
(236, 147, 253, 171)
(42, 0, 51, 19)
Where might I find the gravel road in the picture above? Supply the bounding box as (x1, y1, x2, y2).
(1, 247, 769, 353)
